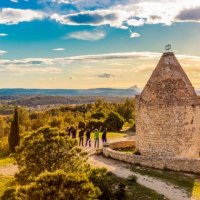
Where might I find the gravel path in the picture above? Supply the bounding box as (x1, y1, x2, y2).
(89, 155, 194, 200)
(0, 164, 18, 176)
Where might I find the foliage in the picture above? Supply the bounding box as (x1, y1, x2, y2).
(0, 137, 10, 157)
(89, 168, 117, 200)
(18, 108, 31, 132)
(0, 116, 10, 137)
(78, 121, 86, 129)
(0, 176, 15, 197)
(90, 171, 166, 200)
(192, 179, 200, 200)
(0, 157, 15, 166)
(87, 120, 104, 130)
(2, 171, 101, 200)
(49, 117, 63, 128)
(104, 112, 124, 132)
(0, 99, 135, 136)
(8, 107, 20, 153)
(15, 127, 89, 184)
(91, 111, 105, 120)
(116, 98, 135, 122)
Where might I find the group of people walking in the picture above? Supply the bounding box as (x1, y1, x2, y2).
(66, 126, 107, 148)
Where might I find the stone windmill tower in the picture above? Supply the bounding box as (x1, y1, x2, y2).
(135, 50, 200, 158)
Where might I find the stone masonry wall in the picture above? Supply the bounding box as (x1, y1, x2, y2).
(103, 141, 200, 174)
(135, 99, 200, 158)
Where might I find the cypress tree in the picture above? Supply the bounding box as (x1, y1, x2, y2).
(8, 107, 20, 153)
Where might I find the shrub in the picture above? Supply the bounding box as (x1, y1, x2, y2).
(91, 112, 105, 120)
(87, 120, 104, 129)
(15, 127, 89, 184)
(49, 117, 63, 128)
(2, 171, 101, 200)
(89, 169, 131, 200)
(104, 112, 124, 132)
(0, 137, 10, 157)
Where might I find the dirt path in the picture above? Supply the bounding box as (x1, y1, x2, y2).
(0, 164, 18, 176)
(89, 155, 194, 200)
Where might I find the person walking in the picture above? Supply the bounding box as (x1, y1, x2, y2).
(102, 127, 107, 143)
(85, 128, 91, 147)
(94, 126, 101, 148)
(79, 128, 84, 146)
(72, 127, 77, 139)
(66, 126, 73, 137)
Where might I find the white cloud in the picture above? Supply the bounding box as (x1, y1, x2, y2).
(127, 18, 145, 26)
(52, 48, 65, 51)
(50, 0, 200, 28)
(1, 51, 200, 68)
(1, 1, 199, 28)
(130, 32, 140, 38)
(67, 30, 105, 41)
(0, 33, 8, 37)
(0, 50, 7, 55)
(0, 66, 62, 74)
(10, 0, 18, 3)
(0, 8, 45, 25)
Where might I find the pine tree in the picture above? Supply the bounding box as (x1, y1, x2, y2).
(8, 107, 20, 153)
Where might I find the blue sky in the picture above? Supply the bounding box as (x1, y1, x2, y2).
(1, 0, 200, 89)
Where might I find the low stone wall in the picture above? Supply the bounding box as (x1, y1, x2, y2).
(103, 141, 200, 174)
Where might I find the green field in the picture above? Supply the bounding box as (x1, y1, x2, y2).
(90, 132, 127, 140)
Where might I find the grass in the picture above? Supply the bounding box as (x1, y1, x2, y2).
(192, 179, 200, 200)
(0, 157, 15, 166)
(131, 165, 198, 195)
(0, 175, 15, 196)
(90, 132, 127, 140)
(105, 172, 167, 200)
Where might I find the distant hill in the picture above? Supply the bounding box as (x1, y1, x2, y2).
(0, 87, 140, 97)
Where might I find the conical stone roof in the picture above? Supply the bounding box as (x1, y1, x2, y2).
(140, 52, 198, 106)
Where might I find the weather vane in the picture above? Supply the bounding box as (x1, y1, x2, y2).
(165, 44, 171, 52)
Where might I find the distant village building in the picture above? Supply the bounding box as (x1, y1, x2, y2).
(136, 52, 200, 158)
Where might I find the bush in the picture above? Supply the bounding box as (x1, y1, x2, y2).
(87, 120, 104, 129)
(15, 127, 89, 184)
(78, 121, 86, 129)
(104, 112, 124, 132)
(89, 169, 130, 200)
(2, 171, 101, 200)
(91, 112, 105, 120)
(0, 137, 10, 157)
(49, 117, 63, 128)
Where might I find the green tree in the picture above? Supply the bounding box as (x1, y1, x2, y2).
(104, 112, 124, 132)
(2, 171, 101, 200)
(15, 127, 89, 184)
(117, 98, 135, 122)
(91, 111, 105, 120)
(8, 107, 20, 153)
(18, 108, 31, 132)
(0, 117, 5, 137)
